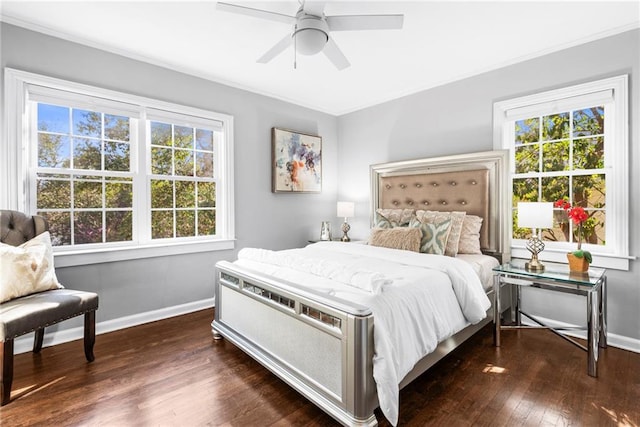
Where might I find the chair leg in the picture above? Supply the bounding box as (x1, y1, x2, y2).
(1, 339, 14, 406)
(84, 311, 96, 362)
(33, 328, 44, 353)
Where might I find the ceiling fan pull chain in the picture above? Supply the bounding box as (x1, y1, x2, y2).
(294, 24, 298, 69)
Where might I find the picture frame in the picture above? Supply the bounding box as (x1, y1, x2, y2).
(272, 127, 322, 193)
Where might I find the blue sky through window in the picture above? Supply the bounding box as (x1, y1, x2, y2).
(38, 103, 70, 133)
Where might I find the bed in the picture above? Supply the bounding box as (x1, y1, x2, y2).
(212, 150, 511, 426)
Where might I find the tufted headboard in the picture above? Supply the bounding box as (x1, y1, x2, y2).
(378, 169, 490, 248)
(370, 150, 509, 256)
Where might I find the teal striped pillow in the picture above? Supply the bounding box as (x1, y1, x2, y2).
(409, 217, 452, 255)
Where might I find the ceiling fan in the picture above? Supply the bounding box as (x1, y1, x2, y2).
(217, 1, 404, 70)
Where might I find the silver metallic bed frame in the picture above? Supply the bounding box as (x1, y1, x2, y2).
(212, 150, 510, 426)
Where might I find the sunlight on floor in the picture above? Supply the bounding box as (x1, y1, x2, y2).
(482, 364, 506, 374)
(15, 376, 66, 399)
(594, 403, 638, 427)
(13, 384, 38, 395)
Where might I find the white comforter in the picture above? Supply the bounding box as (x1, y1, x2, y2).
(235, 242, 491, 426)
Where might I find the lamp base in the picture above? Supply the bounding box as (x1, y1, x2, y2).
(341, 221, 351, 242)
(525, 235, 546, 272)
(525, 259, 545, 272)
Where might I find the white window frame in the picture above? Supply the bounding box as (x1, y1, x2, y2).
(493, 75, 630, 270)
(2, 68, 235, 267)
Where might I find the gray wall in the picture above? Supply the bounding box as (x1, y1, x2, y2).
(1, 23, 339, 330)
(2, 21, 638, 349)
(337, 29, 640, 345)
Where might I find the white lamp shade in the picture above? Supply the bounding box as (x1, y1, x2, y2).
(337, 201, 355, 218)
(517, 202, 553, 229)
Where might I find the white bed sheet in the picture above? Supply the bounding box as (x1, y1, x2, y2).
(233, 242, 491, 426)
(456, 253, 500, 290)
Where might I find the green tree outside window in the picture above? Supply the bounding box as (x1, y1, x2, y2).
(513, 106, 605, 247)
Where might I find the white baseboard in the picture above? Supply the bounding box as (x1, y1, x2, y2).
(13, 298, 215, 355)
(14, 301, 639, 355)
(521, 315, 640, 354)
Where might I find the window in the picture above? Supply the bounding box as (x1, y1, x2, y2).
(35, 103, 136, 246)
(147, 116, 218, 240)
(494, 75, 629, 270)
(3, 68, 234, 266)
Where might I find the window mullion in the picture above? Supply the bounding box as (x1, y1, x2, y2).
(101, 112, 106, 244)
(134, 113, 148, 244)
(27, 102, 39, 214)
(537, 114, 543, 201)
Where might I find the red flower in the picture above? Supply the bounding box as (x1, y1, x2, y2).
(568, 206, 588, 225)
(555, 199, 588, 225)
(555, 198, 591, 256)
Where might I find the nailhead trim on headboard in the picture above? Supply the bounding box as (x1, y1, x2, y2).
(379, 170, 490, 249)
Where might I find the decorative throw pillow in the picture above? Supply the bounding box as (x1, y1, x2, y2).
(414, 210, 466, 257)
(369, 227, 421, 252)
(0, 231, 63, 303)
(374, 212, 396, 229)
(375, 208, 415, 228)
(409, 217, 452, 255)
(458, 215, 484, 254)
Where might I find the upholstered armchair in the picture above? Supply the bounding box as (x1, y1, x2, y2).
(0, 210, 99, 405)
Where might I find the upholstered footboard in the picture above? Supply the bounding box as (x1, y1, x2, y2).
(212, 260, 379, 427)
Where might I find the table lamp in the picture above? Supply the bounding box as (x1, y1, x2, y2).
(518, 202, 553, 272)
(337, 201, 355, 242)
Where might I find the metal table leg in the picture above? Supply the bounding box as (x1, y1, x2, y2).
(494, 274, 501, 347)
(599, 276, 608, 348)
(587, 288, 599, 377)
(515, 284, 522, 326)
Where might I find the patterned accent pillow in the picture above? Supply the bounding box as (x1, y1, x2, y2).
(414, 210, 466, 257)
(369, 227, 421, 252)
(0, 231, 64, 303)
(375, 209, 414, 228)
(458, 215, 483, 254)
(409, 217, 452, 255)
(374, 212, 396, 229)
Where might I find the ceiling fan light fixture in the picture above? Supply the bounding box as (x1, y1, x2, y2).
(294, 28, 328, 55)
(293, 15, 330, 55)
(218, 2, 403, 70)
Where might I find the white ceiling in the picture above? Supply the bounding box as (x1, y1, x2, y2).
(1, 1, 639, 115)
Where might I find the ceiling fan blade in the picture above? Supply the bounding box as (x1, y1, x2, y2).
(302, 1, 326, 17)
(217, 2, 296, 25)
(323, 38, 350, 70)
(257, 34, 293, 63)
(327, 14, 404, 31)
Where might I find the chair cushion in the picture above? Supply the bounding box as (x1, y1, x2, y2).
(0, 289, 99, 341)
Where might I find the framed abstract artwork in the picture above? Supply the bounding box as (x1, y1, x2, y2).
(272, 127, 322, 193)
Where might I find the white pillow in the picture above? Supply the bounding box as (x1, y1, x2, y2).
(0, 231, 63, 303)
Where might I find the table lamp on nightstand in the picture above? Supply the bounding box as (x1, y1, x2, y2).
(518, 202, 553, 272)
(337, 201, 355, 242)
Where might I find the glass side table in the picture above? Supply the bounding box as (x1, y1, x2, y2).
(493, 260, 607, 377)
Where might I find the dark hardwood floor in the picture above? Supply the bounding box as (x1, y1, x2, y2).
(1, 309, 638, 426)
